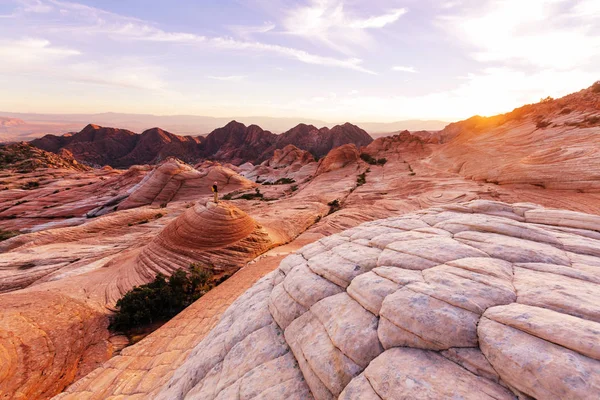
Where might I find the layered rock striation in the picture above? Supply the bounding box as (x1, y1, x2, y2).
(136, 201, 276, 277)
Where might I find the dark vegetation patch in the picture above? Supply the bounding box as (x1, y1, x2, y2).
(356, 172, 367, 186)
(21, 181, 40, 190)
(263, 177, 296, 185)
(327, 199, 341, 215)
(110, 264, 229, 332)
(360, 153, 387, 166)
(0, 230, 20, 241)
(592, 81, 600, 93)
(237, 188, 264, 200)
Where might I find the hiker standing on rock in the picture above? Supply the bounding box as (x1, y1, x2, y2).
(212, 181, 219, 203)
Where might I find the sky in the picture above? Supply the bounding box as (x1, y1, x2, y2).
(0, 0, 599, 122)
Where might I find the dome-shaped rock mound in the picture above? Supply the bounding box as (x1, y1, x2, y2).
(315, 143, 360, 175)
(156, 200, 600, 400)
(136, 201, 274, 276)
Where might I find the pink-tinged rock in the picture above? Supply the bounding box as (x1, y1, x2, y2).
(285, 311, 362, 399)
(514, 267, 600, 322)
(360, 348, 515, 399)
(479, 317, 600, 399)
(441, 347, 503, 384)
(338, 374, 380, 400)
(378, 286, 480, 350)
(455, 231, 571, 265)
(347, 271, 398, 315)
(484, 303, 600, 361)
(311, 293, 383, 368)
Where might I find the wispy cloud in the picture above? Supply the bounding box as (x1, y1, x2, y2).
(392, 66, 418, 73)
(0, 38, 80, 64)
(280, 0, 407, 54)
(228, 22, 275, 40)
(350, 8, 407, 29)
(13, 0, 375, 74)
(207, 75, 246, 82)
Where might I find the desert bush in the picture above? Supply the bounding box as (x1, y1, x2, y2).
(327, 199, 341, 214)
(21, 181, 40, 190)
(222, 192, 234, 200)
(0, 230, 20, 241)
(357, 172, 367, 186)
(539, 96, 554, 103)
(377, 158, 387, 166)
(238, 188, 263, 200)
(290, 185, 298, 192)
(592, 81, 600, 93)
(360, 153, 377, 165)
(110, 264, 214, 331)
(274, 177, 295, 185)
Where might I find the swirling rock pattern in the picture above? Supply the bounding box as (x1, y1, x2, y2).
(136, 201, 275, 277)
(156, 200, 600, 400)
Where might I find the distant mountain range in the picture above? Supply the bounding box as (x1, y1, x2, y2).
(30, 121, 375, 168)
(0, 111, 448, 142)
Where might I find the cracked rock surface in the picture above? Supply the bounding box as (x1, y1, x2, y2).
(155, 200, 600, 400)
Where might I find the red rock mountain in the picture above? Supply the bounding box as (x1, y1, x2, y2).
(273, 122, 373, 158)
(32, 124, 203, 167)
(30, 121, 373, 167)
(200, 121, 277, 165)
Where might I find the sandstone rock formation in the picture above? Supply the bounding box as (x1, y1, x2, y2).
(117, 158, 254, 210)
(239, 145, 317, 184)
(429, 84, 600, 191)
(0, 142, 90, 172)
(153, 200, 600, 399)
(136, 201, 276, 277)
(315, 144, 361, 175)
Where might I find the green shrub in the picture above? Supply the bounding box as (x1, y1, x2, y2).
(327, 199, 341, 214)
(357, 173, 367, 186)
(110, 265, 214, 331)
(274, 177, 295, 185)
(360, 153, 377, 165)
(21, 181, 40, 190)
(238, 188, 263, 200)
(0, 230, 20, 241)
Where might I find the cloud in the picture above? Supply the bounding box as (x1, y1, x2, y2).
(207, 75, 246, 82)
(439, 0, 600, 70)
(0, 38, 80, 65)
(350, 8, 407, 29)
(20, 0, 53, 13)
(11, 0, 375, 74)
(228, 22, 276, 40)
(280, 0, 407, 54)
(392, 66, 417, 73)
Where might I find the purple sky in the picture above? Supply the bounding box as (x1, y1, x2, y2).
(0, 0, 598, 122)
